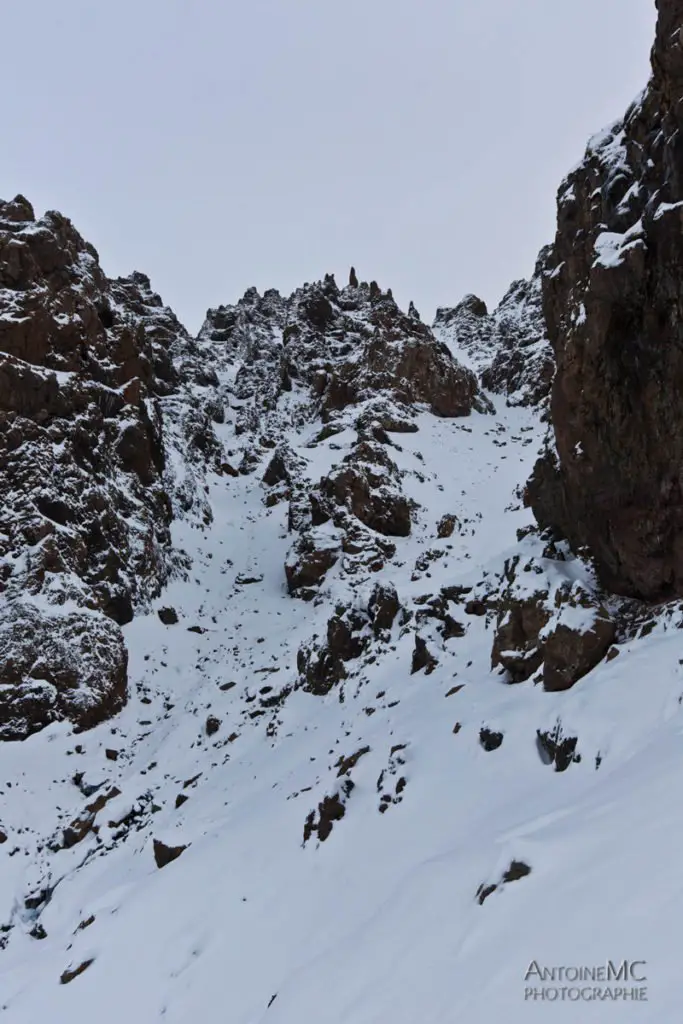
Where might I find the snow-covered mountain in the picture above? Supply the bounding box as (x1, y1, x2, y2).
(433, 246, 554, 412)
(2, 4, 683, 1022)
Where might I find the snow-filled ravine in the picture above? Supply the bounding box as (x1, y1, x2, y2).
(1, 375, 681, 1024)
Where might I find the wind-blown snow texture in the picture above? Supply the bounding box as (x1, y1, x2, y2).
(0, 254, 680, 1023)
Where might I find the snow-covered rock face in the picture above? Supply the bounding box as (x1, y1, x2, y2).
(0, 197, 200, 738)
(199, 271, 490, 431)
(527, 0, 683, 600)
(0, 233, 490, 741)
(433, 246, 555, 410)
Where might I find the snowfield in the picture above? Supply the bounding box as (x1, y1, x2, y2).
(1, 349, 681, 1024)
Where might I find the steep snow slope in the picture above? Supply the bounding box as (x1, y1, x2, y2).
(0, 331, 681, 1022)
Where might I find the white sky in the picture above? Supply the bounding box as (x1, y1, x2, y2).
(2, 0, 655, 332)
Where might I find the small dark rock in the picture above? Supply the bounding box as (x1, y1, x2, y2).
(502, 860, 532, 883)
(437, 513, 458, 538)
(336, 746, 371, 776)
(158, 607, 178, 625)
(60, 959, 94, 984)
(536, 721, 580, 772)
(411, 635, 438, 675)
(153, 838, 187, 868)
(205, 715, 221, 737)
(476, 883, 498, 905)
(479, 727, 504, 751)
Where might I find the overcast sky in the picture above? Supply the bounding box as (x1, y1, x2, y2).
(3, 0, 655, 333)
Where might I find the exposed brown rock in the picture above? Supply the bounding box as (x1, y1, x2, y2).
(153, 838, 187, 868)
(205, 715, 221, 736)
(303, 783, 353, 844)
(297, 643, 346, 696)
(414, 590, 467, 640)
(542, 614, 616, 692)
(367, 581, 400, 634)
(491, 557, 615, 691)
(476, 883, 498, 905)
(0, 197, 200, 739)
(60, 959, 94, 984)
(491, 592, 550, 683)
(437, 513, 459, 538)
(200, 275, 488, 433)
(285, 532, 341, 594)
(327, 612, 368, 662)
(527, 2, 683, 600)
(319, 444, 412, 537)
(411, 636, 438, 675)
(336, 746, 371, 776)
(297, 608, 369, 695)
(62, 786, 121, 848)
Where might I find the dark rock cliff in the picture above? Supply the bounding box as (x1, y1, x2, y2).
(527, 0, 683, 600)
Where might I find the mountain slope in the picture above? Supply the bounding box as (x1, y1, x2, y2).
(1, 374, 680, 1023)
(1, 261, 682, 1022)
(3, 3, 683, 1020)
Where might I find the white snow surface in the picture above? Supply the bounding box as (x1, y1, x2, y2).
(0, 376, 680, 1022)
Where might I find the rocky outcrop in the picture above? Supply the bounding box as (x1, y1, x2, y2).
(367, 582, 400, 634)
(198, 274, 488, 605)
(297, 586, 401, 696)
(0, 196, 198, 739)
(319, 442, 412, 538)
(297, 606, 370, 695)
(200, 272, 489, 434)
(433, 248, 554, 409)
(490, 590, 550, 682)
(527, 0, 683, 600)
(0, 603, 127, 740)
(153, 838, 187, 869)
(285, 528, 342, 596)
(491, 555, 615, 691)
